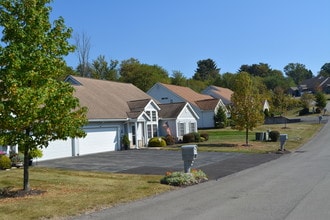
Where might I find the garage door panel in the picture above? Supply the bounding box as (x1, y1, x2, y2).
(78, 127, 118, 155)
(40, 139, 72, 161)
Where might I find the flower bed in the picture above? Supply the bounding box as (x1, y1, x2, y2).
(160, 169, 208, 186)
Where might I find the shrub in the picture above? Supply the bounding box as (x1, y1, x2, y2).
(160, 169, 208, 186)
(200, 133, 209, 141)
(269, 130, 280, 142)
(264, 108, 270, 117)
(299, 108, 310, 116)
(164, 135, 176, 145)
(148, 137, 167, 147)
(183, 132, 201, 143)
(0, 155, 11, 170)
(183, 133, 195, 143)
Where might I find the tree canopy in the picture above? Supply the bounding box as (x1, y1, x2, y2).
(284, 63, 313, 85)
(0, 0, 87, 191)
(230, 72, 264, 146)
(193, 58, 220, 82)
(119, 58, 170, 92)
(318, 63, 330, 77)
(239, 63, 273, 78)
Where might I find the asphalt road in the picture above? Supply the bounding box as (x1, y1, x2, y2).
(38, 148, 280, 181)
(69, 115, 330, 220)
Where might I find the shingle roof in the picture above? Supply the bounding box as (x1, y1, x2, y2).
(67, 75, 152, 120)
(202, 85, 233, 105)
(300, 76, 330, 91)
(158, 83, 216, 110)
(195, 99, 220, 110)
(158, 102, 187, 118)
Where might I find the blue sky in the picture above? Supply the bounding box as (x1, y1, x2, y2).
(50, 0, 330, 78)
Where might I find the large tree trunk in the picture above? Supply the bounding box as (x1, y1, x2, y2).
(23, 144, 30, 191)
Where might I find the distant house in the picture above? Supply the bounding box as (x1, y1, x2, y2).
(147, 83, 227, 128)
(287, 87, 301, 97)
(298, 76, 330, 95)
(158, 102, 199, 141)
(201, 85, 233, 105)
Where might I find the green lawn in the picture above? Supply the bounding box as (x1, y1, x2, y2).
(0, 168, 173, 220)
(165, 121, 323, 154)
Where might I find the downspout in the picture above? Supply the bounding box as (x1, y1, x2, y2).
(135, 121, 138, 149)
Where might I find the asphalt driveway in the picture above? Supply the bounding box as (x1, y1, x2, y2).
(38, 149, 281, 180)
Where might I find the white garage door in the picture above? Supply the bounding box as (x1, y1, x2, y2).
(40, 139, 72, 161)
(78, 127, 119, 155)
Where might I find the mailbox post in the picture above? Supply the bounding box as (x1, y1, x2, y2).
(181, 145, 198, 173)
(279, 134, 288, 151)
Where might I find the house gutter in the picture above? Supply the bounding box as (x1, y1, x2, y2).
(88, 118, 129, 122)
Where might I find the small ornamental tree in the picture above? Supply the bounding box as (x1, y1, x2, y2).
(214, 106, 228, 128)
(0, 0, 87, 191)
(231, 72, 264, 146)
(314, 92, 327, 110)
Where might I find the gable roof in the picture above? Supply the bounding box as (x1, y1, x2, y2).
(300, 76, 330, 91)
(158, 102, 199, 119)
(195, 99, 221, 110)
(201, 85, 233, 105)
(157, 83, 217, 110)
(66, 75, 153, 120)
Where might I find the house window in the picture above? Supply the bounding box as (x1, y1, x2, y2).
(146, 111, 151, 119)
(152, 111, 157, 121)
(147, 124, 152, 139)
(153, 124, 157, 137)
(178, 122, 185, 136)
(189, 122, 196, 133)
(147, 124, 158, 138)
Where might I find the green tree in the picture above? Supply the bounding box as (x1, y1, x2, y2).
(0, 0, 87, 191)
(239, 63, 272, 77)
(170, 70, 187, 86)
(318, 63, 330, 77)
(119, 58, 170, 91)
(271, 87, 291, 116)
(300, 93, 315, 109)
(193, 58, 220, 82)
(214, 106, 228, 128)
(231, 72, 264, 146)
(315, 92, 327, 110)
(91, 55, 118, 80)
(284, 63, 313, 85)
(214, 72, 237, 90)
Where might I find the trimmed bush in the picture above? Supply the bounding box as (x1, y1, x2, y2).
(183, 132, 201, 143)
(164, 135, 176, 145)
(269, 130, 280, 142)
(299, 108, 309, 116)
(148, 137, 167, 147)
(0, 155, 11, 170)
(183, 133, 195, 143)
(200, 133, 209, 141)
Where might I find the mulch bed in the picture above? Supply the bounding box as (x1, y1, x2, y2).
(0, 187, 45, 199)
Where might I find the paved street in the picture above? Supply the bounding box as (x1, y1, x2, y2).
(68, 115, 330, 220)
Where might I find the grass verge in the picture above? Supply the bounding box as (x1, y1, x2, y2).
(0, 168, 173, 220)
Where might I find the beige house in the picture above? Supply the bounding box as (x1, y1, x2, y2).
(40, 76, 199, 161)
